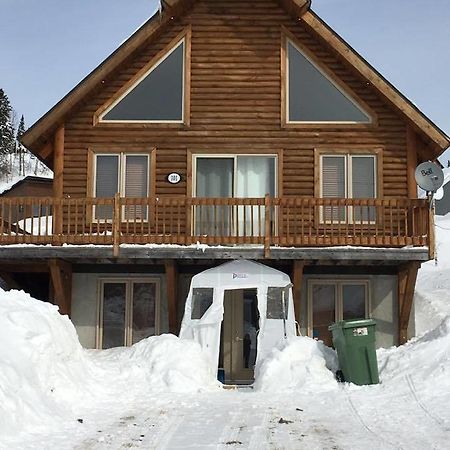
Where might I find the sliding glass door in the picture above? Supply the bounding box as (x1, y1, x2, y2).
(194, 155, 276, 236)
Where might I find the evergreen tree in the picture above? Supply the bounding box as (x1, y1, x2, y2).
(0, 89, 15, 155)
(16, 115, 26, 175)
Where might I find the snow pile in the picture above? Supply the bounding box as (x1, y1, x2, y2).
(414, 213, 450, 334)
(0, 289, 217, 436)
(378, 317, 450, 384)
(253, 336, 338, 392)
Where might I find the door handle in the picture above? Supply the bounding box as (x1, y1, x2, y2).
(235, 336, 244, 342)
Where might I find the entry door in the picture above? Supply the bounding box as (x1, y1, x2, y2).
(222, 289, 259, 384)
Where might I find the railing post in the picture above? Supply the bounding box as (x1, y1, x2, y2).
(113, 193, 121, 257)
(264, 194, 271, 258)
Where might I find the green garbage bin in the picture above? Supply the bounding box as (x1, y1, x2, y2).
(328, 319, 379, 386)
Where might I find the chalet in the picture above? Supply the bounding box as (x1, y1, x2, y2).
(2, 0, 449, 384)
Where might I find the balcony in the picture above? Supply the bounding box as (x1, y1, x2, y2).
(0, 195, 432, 257)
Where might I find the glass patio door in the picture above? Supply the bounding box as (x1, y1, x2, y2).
(194, 155, 276, 236)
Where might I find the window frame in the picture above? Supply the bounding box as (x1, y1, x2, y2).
(307, 279, 371, 339)
(315, 147, 383, 224)
(281, 27, 376, 127)
(88, 148, 156, 223)
(94, 27, 191, 126)
(96, 277, 161, 349)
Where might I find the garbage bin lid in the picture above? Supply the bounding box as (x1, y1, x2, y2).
(328, 319, 376, 330)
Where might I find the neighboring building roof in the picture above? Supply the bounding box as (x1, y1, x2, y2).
(0, 176, 53, 196)
(21, 0, 450, 162)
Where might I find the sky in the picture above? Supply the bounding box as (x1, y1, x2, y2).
(1, 0, 449, 158)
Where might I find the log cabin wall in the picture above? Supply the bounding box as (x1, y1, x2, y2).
(63, 0, 408, 203)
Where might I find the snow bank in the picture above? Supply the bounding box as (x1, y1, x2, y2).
(253, 336, 338, 392)
(414, 213, 450, 334)
(378, 317, 450, 384)
(0, 289, 217, 436)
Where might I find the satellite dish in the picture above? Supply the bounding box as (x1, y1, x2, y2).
(415, 161, 444, 193)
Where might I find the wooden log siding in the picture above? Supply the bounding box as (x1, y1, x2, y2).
(61, 0, 411, 212)
(0, 197, 431, 256)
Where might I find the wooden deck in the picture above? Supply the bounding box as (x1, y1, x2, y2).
(0, 196, 431, 257)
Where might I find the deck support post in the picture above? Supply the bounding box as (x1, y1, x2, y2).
(165, 260, 178, 334)
(398, 261, 420, 345)
(292, 260, 305, 334)
(53, 126, 64, 239)
(49, 258, 72, 317)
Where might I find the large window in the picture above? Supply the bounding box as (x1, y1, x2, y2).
(93, 152, 150, 220)
(285, 37, 371, 124)
(193, 155, 277, 236)
(319, 152, 377, 222)
(98, 35, 187, 123)
(97, 278, 160, 349)
(308, 280, 370, 347)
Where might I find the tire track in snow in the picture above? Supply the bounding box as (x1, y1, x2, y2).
(216, 408, 248, 449)
(405, 375, 450, 432)
(344, 391, 402, 450)
(247, 411, 270, 450)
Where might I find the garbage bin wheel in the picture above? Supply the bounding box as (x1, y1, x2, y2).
(335, 370, 345, 383)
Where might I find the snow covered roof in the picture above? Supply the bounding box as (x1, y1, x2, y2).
(21, 0, 449, 163)
(0, 175, 53, 196)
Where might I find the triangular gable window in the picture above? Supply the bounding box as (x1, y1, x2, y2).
(100, 38, 185, 122)
(287, 39, 371, 123)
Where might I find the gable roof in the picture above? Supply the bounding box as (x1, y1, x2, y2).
(21, 0, 450, 163)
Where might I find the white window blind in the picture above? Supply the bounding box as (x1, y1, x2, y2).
(351, 156, 375, 198)
(322, 156, 345, 198)
(125, 155, 148, 198)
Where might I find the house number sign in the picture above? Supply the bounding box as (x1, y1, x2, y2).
(167, 173, 181, 184)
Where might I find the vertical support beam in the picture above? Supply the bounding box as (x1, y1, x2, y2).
(49, 259, 72, 317)
(53, 126, 65, 237)
(165, 260, 178, 334)
(398, 261, 420, 345)
(292, 260, 305, 333)
(429, 203, 436, 260)
(406, 126, 418, 199)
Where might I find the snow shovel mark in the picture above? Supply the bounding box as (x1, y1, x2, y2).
(405, 375, 450, 432)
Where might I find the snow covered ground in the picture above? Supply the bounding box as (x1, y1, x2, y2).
(1, 217, 450, 449)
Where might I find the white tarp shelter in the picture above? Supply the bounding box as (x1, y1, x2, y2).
(179, 260, 297, 375)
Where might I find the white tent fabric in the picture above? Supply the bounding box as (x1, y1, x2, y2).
(179, 260, 297, 376)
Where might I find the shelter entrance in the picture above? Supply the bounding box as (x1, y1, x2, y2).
(220, 288, 259, 384)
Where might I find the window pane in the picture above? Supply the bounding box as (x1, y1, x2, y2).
(267, 287, 288, 319)
(195, 158, 233, 236)
(236, 156, 276, 236)
(95, 155, 119, 220)
(124, 155, 149, 220)
(102, 283, 126, 349)
(322, 156, 346, 222)
(352, 156, 376, 222)
(103, 42, 184, 121)
(342, 284, 366, 320)
(132, 282, 157, 344)
(191, 288, 213, 319)
(312, 284, 336, 347)
(287, 41, 370, 123)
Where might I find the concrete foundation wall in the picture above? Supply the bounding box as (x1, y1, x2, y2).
(300, 274, 398, 349)
(71, 272, 168, 349)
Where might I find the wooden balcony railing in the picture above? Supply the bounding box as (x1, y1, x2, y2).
(0, 195, 431, 257)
